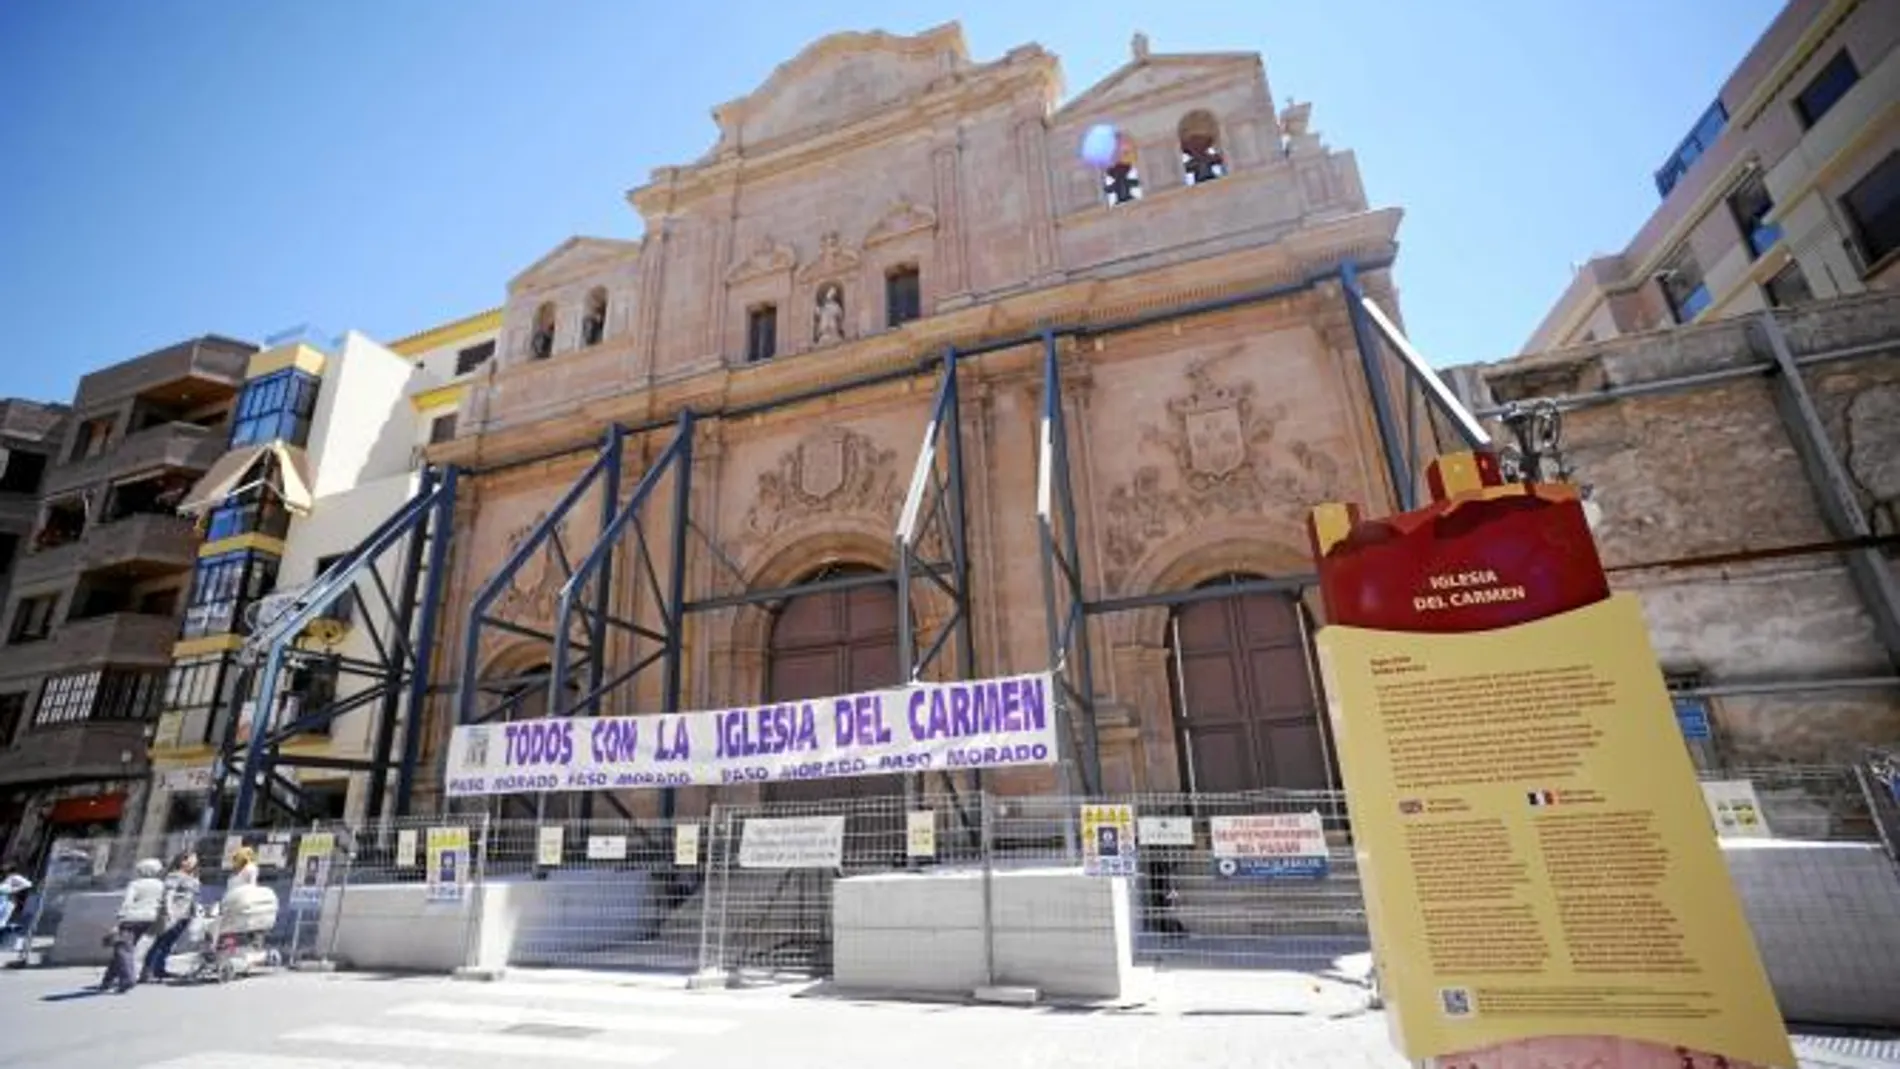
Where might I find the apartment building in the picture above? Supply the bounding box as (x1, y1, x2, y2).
(0, 400, 70, 613)
(0, 336, 253, 865)
(388, 307, 500, 457)
(1523, 0, 1898, 352)
(145, 326, 435, 834)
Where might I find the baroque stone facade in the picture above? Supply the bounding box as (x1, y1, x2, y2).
(429, 24, 1425, 809)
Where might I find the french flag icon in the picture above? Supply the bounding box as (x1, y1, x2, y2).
(1527, 790, 1557, 807)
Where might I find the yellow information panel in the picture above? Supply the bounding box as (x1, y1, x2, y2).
(1315, 594, 1791, 1068)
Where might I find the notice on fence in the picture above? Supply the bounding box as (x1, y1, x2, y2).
(396, 828, 418, 869)
(1081, 804, 1136, 877)
(1210, 812, 1328, 879)
(537, 825, 564, 867)
(1701, 780, 1771, 839)
(675, 824, 699, 867)
(291, 832, 333, 909)
(221, 836, 242, 870)
(906, 810, 936, 859)
(425, 827, 469, 903)
(259, 834, 290, 870)
(738, 816, 845, 869)
(442, 672, 1058, 797)
(586, 834, 627, 861)
(1138, 816, 1194, 847)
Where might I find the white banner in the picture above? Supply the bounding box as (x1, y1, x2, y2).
(739, 816, 845, 869)
(444, 672, 1058, 797)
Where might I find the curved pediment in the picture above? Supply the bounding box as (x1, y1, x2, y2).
(710, 22, 969, 154)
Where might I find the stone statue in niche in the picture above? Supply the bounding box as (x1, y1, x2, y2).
(814, 283, 846, 346)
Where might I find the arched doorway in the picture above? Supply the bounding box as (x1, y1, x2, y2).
(1166, 576, 1334, 793)
(763, 563, 903, 804)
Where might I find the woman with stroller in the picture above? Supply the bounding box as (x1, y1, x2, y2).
(226, 846, 259, 890)
(99, 859, 165, 993)
(140, 851, 200, 982)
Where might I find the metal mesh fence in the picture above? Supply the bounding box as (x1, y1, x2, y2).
(12, 762, 1891, 988)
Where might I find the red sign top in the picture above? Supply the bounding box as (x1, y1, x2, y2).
(1307, 451, 1608, 634)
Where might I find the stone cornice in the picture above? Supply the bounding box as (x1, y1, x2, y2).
(454, 210, 1399, 473)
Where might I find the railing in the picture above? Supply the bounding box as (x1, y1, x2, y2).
(42, 422, 224, 498)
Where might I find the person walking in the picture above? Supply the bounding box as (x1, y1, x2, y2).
(0, 864, 31, 934)
(100, 859, 165, 993)
(140, 851, 200, 982)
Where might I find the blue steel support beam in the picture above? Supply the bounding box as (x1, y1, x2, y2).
(457, 429, 623, 726)
(397, 464, 458, 816)
(659, 410, 695, 820)
(1340, 261, 1415, 512)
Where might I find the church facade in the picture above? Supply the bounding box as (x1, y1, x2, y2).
(423, 24, 1427, 813)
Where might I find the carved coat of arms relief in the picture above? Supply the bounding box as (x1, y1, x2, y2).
(493, 511, 570, 626)
(742, 427, 902, 542)
(1101, 349, 1343, 591)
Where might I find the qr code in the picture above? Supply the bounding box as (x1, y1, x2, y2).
(1439, 987, 1473, 1017)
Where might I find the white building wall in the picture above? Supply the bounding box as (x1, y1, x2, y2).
(304, 332, 421, 499)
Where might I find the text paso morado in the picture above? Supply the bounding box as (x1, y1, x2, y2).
(444, 672, 1059, 796)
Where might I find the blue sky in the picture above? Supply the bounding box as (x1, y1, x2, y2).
(0, 0, 1781, 404)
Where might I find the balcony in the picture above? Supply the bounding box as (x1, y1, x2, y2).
(43, 422, 226, 498)
(9, 513, 200, 588)
(0, 718, 148, 787)
(0, 612, 177, 682)
(70, 336, 250, 414)
(0, 492, 34, 533)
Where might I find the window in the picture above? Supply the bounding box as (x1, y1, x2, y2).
(138, 588, 179, 616)
(33, 670, 99, 727)
(429, 413, 458, 445)
(1657, 249, 1711, 323)
(530, 303, 556, 360)
(747, 305, 778, 363)
(884, 267, 921, 329)
(1841, 152, 1900, 270)
(0, 693, 24, 748)
(181, 548, 280, 639)
(1104, 161, 1141, 206)
(0, 449, 47, 494)
(1763, 260, 1814, 308)
(69, 416, 113, 462)
(204, 475, 292, 542)
(162, 654, 238, 745)
(35, 498, 86, 550)
(1654, 100, 1728, 198)
(104, 471, 193, 522)
(1179, 110, 1226, 185)
(32, 668, 163, 727)
(229, 368, 321, 449)
(453, 340, 495, 376)
(1795, 50, 1859, 128)
(582, 289, 608, 347)
(1727, 173, 1781, 259)
(7, 594, 58, 643)
(314, 553, 355, 625)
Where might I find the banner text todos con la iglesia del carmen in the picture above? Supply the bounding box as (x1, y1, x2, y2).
(444, 672, 1057, 797)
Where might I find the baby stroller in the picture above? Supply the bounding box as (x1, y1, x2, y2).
(188, 883, 282, 984)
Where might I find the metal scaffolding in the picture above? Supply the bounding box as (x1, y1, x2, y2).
(223, 465, 460, 828)
(451, 255, 1483, 806)
(1034, 260, 1487, 791)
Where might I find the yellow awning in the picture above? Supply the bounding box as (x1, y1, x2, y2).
(178, 444, 269, 516)
(271, 442, 314, 515)
(176, 441, 316, 516)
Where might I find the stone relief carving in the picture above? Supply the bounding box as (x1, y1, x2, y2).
(796, 230, 861, 283)
(725, 235, 797, 284)
(1100, 350, 1343, 591)
(863, 196, 938, 246)
(493, 511, 570, 625)
(742, 427, 904, 541)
